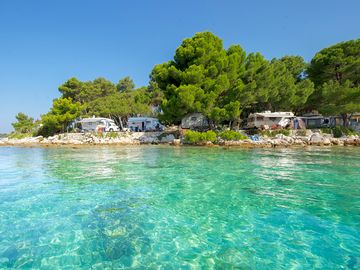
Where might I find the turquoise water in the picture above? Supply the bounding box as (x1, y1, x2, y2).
(0, 146, 359, 269)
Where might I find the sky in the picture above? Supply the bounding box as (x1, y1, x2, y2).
(0, 0, 359, 133)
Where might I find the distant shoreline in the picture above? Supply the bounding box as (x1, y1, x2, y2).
(1, 131, 359, 148)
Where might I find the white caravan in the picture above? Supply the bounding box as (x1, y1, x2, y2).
(247, 111, 294, 129)
(127, 117, 164, 132)
(78, 117, 120, 132)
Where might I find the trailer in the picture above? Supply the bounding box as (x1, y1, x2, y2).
(127, 117, 164, 132)
(77, 117, 120, 132)
(247, 111, 294, 129)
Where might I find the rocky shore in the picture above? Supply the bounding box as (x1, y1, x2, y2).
(0, 130, 359, 147)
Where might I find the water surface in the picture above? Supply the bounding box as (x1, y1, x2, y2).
(0, 146, 359, 269)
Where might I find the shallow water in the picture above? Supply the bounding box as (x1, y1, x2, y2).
(0, 146, 359, 269)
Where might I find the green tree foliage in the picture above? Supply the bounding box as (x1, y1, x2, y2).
(55, 76, 153, 130)
(151, 32, 245, 124)
(58, 77, 117, 105)
(12, 113, 35, 133)
(39, 98, 84, 136)
(88, 88, 151, 128)
(307, 39, 360, 124)
(319, 80, 360, 125)
(308, 39, 360, 86)
(184, 130, 217, 144)
(117, 76, 135, 93)
(240, 55, 313, 113)
(151, 32, 314, 125)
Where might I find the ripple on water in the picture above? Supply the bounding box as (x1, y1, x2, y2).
(0, 146, 359, 269)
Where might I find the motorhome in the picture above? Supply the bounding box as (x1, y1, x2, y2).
(127, 117, 164, 132)
(247, 111, 294, 129)
(77, 117, 120, 132)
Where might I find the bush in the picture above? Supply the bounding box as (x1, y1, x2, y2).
(106, 131, 118, 139)
(321, 126, 358, 138)
(320, 128, 332, 134)
(295, 129, 307, 136)
(184, 130, 217, 144)
(260, 129, 290, 137)
(332, 127, 343, 138)
(218, 130, 247, 141)
(8, 132, 34, 139)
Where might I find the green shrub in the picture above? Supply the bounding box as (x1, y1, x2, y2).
(321, 126, 358, 138)
(332, 127, 343, 138)
(332, 126, 357, 138)
(320, 128, 332, 134)
(203, 130, 217, 142)
(260, 129, 290, 137)
(106, 131, 118, 139)
(8, 132, 34, 139)
(218, 130, 247, 141)
(296, 129, 307, 136)
(184, 130, 217, 144)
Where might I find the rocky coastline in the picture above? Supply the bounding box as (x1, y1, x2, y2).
(0, 130, 359, 148)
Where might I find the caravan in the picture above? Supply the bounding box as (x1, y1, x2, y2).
(77, 117, 120, 132)
(247, 111, 294, 129)
(127, 117, 164, 132)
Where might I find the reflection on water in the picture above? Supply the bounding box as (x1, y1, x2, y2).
(0, 146, 359, 269)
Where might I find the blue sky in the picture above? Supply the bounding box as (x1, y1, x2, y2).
(0, 0, 359, 133)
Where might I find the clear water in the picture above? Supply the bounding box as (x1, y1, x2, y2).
(0, 146, 359, 269)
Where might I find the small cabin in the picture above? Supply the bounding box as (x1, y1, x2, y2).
(181, 113, 209, 130)
(247, 111, 294, 129)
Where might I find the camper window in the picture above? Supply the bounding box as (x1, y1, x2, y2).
(190, 117, 197, 121)
(257, 116, 264, 121)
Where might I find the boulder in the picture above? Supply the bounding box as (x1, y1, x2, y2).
(171, 139, 181, 146)
(310, 133, 325, 145)
(160, 134, 175, 143)
(323, 138, 331, 146)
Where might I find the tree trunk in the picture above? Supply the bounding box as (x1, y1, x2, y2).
(118, 116, 124, 130)
(341, 113, 350, 127)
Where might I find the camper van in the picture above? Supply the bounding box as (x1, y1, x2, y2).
(247, 111, 294, 129)
(78, 117, 120, 132)
(127, 117, 164, 132)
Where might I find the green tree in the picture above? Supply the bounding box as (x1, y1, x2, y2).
(117, 76, 135, 93)
(12, 113, 35, 134)
(58, 77, 117, 106)
(88, 88, 151, 129)
(39, 98, 84, 136)
(307, 39, 360, 110)
(151, 32, 244, 125)
(319, 80, 360, 126)
(237, 54, 313, 114)
(308, 39, 360, 86)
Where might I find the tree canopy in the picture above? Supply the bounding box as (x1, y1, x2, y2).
(13, 32, 360, 135)
(12, 113, 35, 134)
(307, 39, 360, 124)
(39, 98, 84, 136)
(151, 32, 314, 125)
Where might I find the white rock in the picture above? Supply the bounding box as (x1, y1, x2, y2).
(160, 134, 175, 143)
